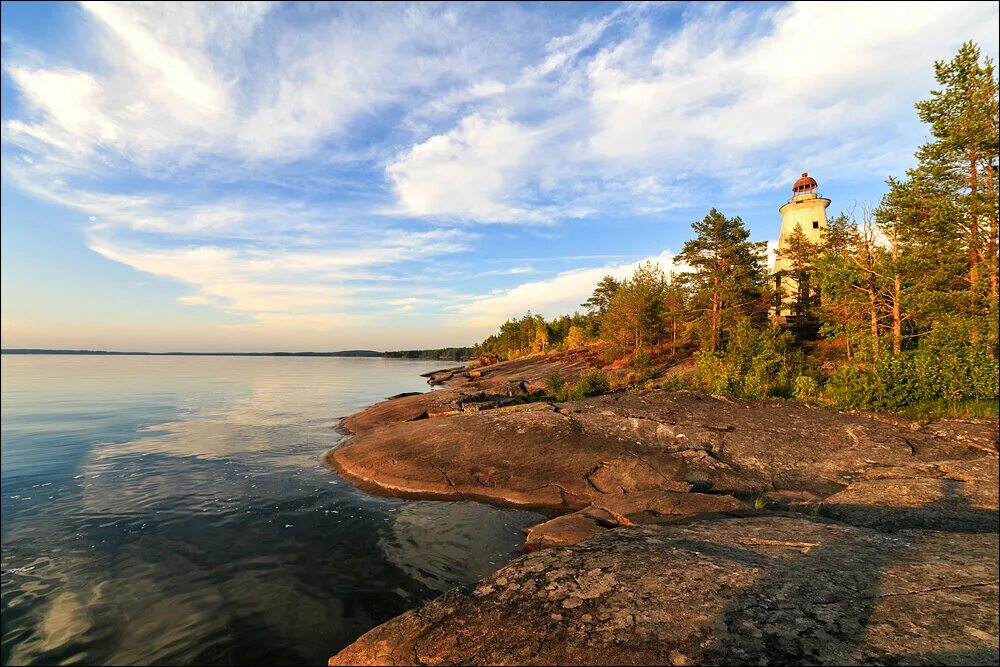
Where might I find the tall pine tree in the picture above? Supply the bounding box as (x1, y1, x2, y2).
(674, 209, 768, 352)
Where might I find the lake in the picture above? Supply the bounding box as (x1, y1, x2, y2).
(0, 355, 542, 665)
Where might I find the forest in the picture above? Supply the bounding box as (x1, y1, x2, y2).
(473, 42, 999, 419)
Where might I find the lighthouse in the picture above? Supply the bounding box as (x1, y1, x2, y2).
(772, 172, 830, 318)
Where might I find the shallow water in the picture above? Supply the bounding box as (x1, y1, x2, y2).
(1, 355, 542, 666)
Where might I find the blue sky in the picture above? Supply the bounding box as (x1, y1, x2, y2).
(2, 1, 998, 352)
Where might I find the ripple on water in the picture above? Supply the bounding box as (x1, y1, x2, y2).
(1, 355, 543, 665)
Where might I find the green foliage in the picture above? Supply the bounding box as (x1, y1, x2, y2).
(548, 369, 611, 402)
(690, 319, 814, 399)
(628, 348, 653, 376)
(793, 375, 820, 402)
(544, 373, 566, 396)
(474, 311, 591, 360)
(600, 261, 669, 359)
(564, 324, 588, 350)
(823, 326, 1000, 412)
(583, 275, 622, 317)
(660, 374, 690, 391)
(674, 208, 769, 352)
(575, 369, 611, 398)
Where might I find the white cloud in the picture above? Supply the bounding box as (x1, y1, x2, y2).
(82, 1, 232, 119)
(386, 111, 543, 222)
(87, 225, 469, 315)
(3, 2, 528, 170)
(586, 2, 1000, 167)
(384, 1, 999, 223)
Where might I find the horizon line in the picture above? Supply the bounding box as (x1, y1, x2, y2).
(0, 348, 469, 357)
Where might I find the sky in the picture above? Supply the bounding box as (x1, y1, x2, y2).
(1, 1, 998, 352)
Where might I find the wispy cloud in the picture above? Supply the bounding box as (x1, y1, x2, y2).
(385, 1, 1000, 222)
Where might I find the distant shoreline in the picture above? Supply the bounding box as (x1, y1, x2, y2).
(2, 347, 474, 360)
(1, 348, 385, 358)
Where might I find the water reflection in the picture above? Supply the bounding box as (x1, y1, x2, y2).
(1, 356, 543, 665)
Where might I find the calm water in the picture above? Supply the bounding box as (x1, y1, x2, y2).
(0, 355, 542, 666)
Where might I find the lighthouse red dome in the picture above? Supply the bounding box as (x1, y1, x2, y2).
(792, 172, 818, 193)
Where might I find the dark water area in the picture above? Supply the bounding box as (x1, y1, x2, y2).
(1, 355, 543, 665)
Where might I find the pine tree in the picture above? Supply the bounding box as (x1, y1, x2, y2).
(583, 275, 621, 316)
(599, 262, 668, 359)
(775, 225, 822, 320)
(814, 207, 891, 358)
(674, 209, 768, 351)
(913, 40, 999, 310)
(662, 277, 689, 358)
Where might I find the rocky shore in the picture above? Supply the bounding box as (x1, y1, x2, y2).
(326, 351, 999, 665)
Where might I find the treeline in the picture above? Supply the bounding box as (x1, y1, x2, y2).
(384, 348, 474, 361)
(473, 313, 591, 361)
(473, 42, 999, 416)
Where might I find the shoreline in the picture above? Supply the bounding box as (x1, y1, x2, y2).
(323, 350, 1000, 665)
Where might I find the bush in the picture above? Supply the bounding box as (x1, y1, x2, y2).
(660, 374, 690, 391)
(576, 369, 610, 397)
(692, 351, 732, 394)
(544, 373, 566, 395)
(548, 369, 611, 402)
(793, 375, 820, 401)
(824, 363, 877, 409)
(690, 319, 815, 399)
(823, 343, 999, 412)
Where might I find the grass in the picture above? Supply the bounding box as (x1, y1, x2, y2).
(889, 398, 998, 422)
(544, 369, 611, 402)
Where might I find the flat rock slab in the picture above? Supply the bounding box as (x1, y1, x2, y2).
(522, 490, 749, 552)
(340, 389, 464, 435)
(822, 459, 1000, 532)
(330, 515, 1000, 666)
(332, 389, 992, 513)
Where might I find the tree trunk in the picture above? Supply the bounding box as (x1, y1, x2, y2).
(987, 162, 998, 302)
(891, 229, 902, 354)
(869, 287, 879, 357)
(711, 275, 719, 352)
(892, 275, 902, 354)
(968, 149, 981, 310)
(671, 318, 677, 358)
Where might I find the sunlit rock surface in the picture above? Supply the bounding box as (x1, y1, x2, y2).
(331, 515, 999, 666)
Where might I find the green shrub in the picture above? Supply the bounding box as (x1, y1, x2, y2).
(690, 319, 815, 399)
(660, 374, 690, 391)
(544, 373, 566, 395)
(576, 369, 610, 397)
(823, 339, 999, 412)
(692, 351, 732, 394)
(793, 375, 820, 401)
(549, 369, 611, 402)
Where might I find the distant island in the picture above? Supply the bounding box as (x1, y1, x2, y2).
(383, 348, 473, 361)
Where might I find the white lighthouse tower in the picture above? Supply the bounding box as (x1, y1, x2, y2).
(772, 172, 829, 318)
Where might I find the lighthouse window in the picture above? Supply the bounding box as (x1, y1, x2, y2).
(812, 220, 819, 229)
